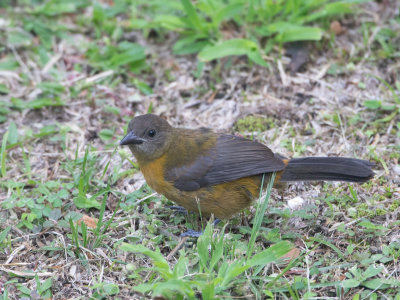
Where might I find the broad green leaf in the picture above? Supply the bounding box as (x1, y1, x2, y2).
(303, 2, 353, 23)
(266, 22, 298, 34)
(38, 278, 52, 294)
(133, 79, 153, 95)
(108, 42, 146, 69)
(199, 39, 268, 67)
(364, 100, 381, 109)
(73, 195, 101, 209)
(109, 50, 145, 67)
(247, 241, 292, 267)
(362, 278, 390, 290)
(154, 15, 187, 31)
(266, 22, 321, 42)
(173, 36, 210, 55)
(342, 279, 360, 288)
(209, 231, 224, 272)
(17, 285, 32, 294)
(202, 281, 216, 299)
(120, 243, 171, 278)
(214, 3, 243, 25)
(358, 220, 388, 231)
(363, 265, 383, 279)
(248, 51, 269, 67)
(197, 222, 213, 270)
(181, 0, 202, 30)
(199, 39, 257, 60)
(219, 260, 248, 289)
(173, 254, 188, 278)
(49, 209, 62, 221)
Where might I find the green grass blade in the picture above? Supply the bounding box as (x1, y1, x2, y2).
(181, 0, 202, 30)
(307, 236, 345, 259)
(1, 131, 9, 178)
(247, 172, 276, 257)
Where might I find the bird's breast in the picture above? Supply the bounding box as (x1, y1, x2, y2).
(140, 154, 173, 194)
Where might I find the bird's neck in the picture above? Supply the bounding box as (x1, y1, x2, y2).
(163, 128, 217, 169)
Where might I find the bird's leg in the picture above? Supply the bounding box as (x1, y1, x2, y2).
(168, 205, 222, 237)
(213, 219, 221, 226)
(180, 219, 221, 238)
(168, 205, 188, 215)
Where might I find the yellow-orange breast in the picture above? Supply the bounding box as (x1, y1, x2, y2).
(140, 154, 172, 193)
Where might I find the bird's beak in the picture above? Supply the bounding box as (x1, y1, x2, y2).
(120, 131, 145, 145)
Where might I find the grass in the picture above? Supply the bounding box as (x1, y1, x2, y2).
(0, 0, 400, 299)
(120, 176, 292, 299)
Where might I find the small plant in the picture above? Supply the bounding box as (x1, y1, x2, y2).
(133, 0, 365, 66)
(15, 275, 53, 299)
(342, 264, 400, 290)
(121, 224, 292, 298)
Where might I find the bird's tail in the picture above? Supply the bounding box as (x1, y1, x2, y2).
(280, 157, 375, 183)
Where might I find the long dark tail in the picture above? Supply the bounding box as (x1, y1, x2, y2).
(280, 157, 375, 183)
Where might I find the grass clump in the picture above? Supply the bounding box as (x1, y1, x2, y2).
(132, 0, 365, 66)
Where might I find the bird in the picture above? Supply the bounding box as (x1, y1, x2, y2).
(120, 114, 374, 221)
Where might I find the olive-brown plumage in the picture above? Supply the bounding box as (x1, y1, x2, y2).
(121, 114, 374, 219)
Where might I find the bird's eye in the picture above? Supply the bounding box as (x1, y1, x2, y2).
(148, 129, 156, 137)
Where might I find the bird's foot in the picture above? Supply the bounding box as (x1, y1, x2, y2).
(180, 219, 221, 238)
(180, 229, 203, 238)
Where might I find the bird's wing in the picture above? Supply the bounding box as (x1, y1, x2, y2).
(165, 134, 286, 191)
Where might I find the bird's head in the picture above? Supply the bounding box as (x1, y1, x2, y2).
(120, 114, 173, 164)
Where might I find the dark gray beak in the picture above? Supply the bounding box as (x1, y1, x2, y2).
(120, 131, 145, 145)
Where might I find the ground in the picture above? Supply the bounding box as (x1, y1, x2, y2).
(0, 1, 399, 299)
